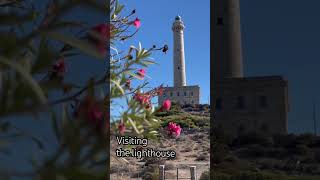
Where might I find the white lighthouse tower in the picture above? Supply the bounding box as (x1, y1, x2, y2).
(158, 16, 200, 106)
(172, 15, 187, 87)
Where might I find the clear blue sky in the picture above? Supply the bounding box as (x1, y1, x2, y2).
(120, 0, 210, 104)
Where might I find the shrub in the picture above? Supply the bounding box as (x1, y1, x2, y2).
(296, 133, 314, 146)
(213, 143, 230, 164)
(273, 134, 297, 148)
(265, 147, 288, 159)
(288, 144, 311, 156)
(233, 132, 273, 147)
(199, 171, 210, 180)
(236, 145, 266, 158)
(211, 171, 287, 180)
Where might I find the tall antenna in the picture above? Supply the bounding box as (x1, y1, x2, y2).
(313, 101, 317, 136)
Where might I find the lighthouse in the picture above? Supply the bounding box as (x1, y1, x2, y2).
(172, 15, 187, 87)
(158, 16, 200, 106)
(213, 0, 244, 82)
(212, 0, 289, 136)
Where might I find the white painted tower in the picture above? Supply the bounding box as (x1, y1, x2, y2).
(172, 15, 187, 87)
(158, 16, 200, 106)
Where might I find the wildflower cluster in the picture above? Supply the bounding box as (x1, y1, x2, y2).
(167, 122, 182, 137)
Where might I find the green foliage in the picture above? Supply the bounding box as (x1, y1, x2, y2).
(233, 132, 273, 147)
(110, 0, 169, 137)
(199, 170, 210, 180)
(0, 0, 108, 179)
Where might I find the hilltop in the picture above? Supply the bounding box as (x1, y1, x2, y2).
(110, 103, 210, 180)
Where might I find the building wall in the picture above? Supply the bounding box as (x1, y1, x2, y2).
(158, 86, 200, 105)
(213, 76, 289, 136)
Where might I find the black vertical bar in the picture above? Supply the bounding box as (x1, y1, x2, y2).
(177, 168, 179, 180)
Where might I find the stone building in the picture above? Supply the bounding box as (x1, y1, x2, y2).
(212, 0, 289, 136)
(158, 16, 200, 106)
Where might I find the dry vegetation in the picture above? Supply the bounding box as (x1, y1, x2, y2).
(110, 103, 210, 179)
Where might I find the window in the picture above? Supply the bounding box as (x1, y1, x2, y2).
(236, 96, 245, 109)
(184, 92, 187, 96)
(170, 92, 173, 97)
(215, 98, 222, 110)
(190, 92, 193, 96)
(259, 96, 268, 108)
(191, 100, 194, 104)
(217, 17, 224, 25)
(177, 66, 180, 70)
(177, 92, 180, 96)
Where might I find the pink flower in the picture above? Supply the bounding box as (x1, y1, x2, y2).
(118, 122, 125, 135)
(137, 69, 146, 79)
(167, 122, 182, 137)
(53, 58, 66, 75)
(76, 97, 103, 124)
(134, 93, 151, 106)
(133, 18, 141, 28)
(96, 42, 107, 57)
(88, 103, 103, 123)
(161, 99, 171, 111)
(89, 24, 109, 57)
(91, 24, 109, 42)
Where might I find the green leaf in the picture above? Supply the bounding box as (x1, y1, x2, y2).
(0, 56, 47, 105)
(50, 110, 61, 142)
(124, 71, 143, 80)
(32, 38, 58, 74)
(46, 32, 105, 59)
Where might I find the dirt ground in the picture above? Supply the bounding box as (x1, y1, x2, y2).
(110, 128, 210, 179)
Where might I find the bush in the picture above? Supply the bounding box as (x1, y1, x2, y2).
(273, 134, 297, 148)
(213, 143, 230, 164)
(233, 132, 273, 147)
(199, 171, 210, 180)
(161, 116, 196, 128)
(141, 167, 159, 180)
(236, 145, 266, 158)
(211, 171, 287, 180)
(265, 147, 288, 159)
(296, 133, 314, 146)
(288, 144, 311, 156)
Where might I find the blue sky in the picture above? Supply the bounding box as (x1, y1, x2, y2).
(119, 0, 211, 104)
